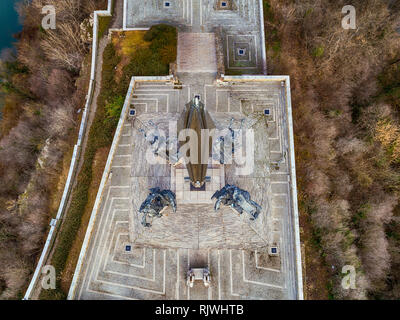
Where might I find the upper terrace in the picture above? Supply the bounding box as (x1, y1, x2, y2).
(68, 75, 302, 300)
(123, 0, 267, 74)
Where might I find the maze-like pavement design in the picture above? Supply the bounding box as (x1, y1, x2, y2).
(71, 79, 299, 300)
(70, 0, 300, 300)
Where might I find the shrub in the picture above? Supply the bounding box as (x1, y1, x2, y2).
(105, 95, 124, 124)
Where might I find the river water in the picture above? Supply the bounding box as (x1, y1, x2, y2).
(0, 0, 23, 119)
(0, 0, 22, 54)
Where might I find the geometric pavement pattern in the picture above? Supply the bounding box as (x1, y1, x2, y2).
(72, 79, 298, 300)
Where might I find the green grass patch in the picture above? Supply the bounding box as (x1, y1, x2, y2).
(304, 8, 314, 18)
(351, 203, 370, 229)
(105, 95, 125, 124)
(326, 280, 335, 300)
(271, 41, 281, 56)
(313, 46, 325, 58)
(262, 1, 281, 65)
(97, 0, 116, 39)
(98, 16, 112, 39)
(121, 24, 176, 83)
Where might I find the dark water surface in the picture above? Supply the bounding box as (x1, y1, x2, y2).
(0, 0, 22, 54)
(0, 0, 22, 119)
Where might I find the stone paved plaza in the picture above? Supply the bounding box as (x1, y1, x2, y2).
(69, 77, 300, 300)
(68, 0, 302, 300)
